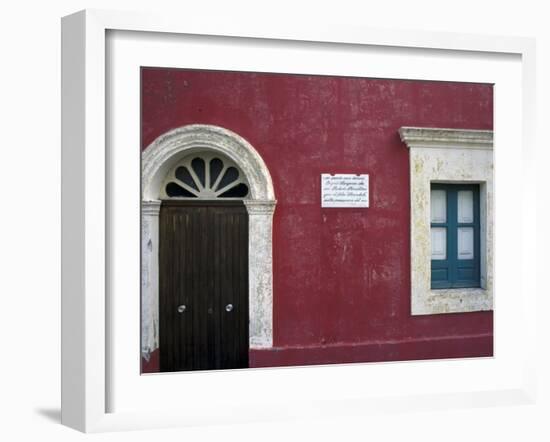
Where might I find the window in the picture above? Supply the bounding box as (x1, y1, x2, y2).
(430, 184, 480, 289)
(399, 127, 493, 315)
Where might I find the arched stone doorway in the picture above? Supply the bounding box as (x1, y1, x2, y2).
(141, 124, 276, 368)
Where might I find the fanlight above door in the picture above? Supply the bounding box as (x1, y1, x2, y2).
(161, 153, 249, 199)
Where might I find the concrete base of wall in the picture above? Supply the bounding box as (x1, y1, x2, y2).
(249, 334, 492, 368)
(141, 334, 492, 373)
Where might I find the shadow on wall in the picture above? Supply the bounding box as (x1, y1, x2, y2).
(34, 408, 61, 423)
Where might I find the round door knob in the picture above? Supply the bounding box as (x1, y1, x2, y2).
(225, 304, 233, 312)
(177, 305, 186, 313)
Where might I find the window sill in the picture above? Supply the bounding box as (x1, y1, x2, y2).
(413, 287, 492, 315)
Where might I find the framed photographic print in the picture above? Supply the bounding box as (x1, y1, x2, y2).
(139, 68, 494, 375)
(61, 9, 537, 433)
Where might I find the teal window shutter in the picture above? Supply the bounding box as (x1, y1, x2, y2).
(430, 183, 481, 289)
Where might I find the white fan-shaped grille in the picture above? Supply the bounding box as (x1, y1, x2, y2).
(162, 153, 249, 199)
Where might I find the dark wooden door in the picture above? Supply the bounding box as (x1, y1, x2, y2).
(159, 200, 249, 372)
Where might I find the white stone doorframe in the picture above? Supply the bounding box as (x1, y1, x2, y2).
(141, 124, 276, 361)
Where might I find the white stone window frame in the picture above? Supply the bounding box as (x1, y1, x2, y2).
(399, 127, 494, 315)
(141, 124, 276, 360)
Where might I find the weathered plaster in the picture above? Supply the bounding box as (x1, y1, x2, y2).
(399, 127, 494, 315)
(141, 201, 160, 360)
(244, 200, 277, 347)
(141, 125, 276, 359)
(142, 125, 275, 201)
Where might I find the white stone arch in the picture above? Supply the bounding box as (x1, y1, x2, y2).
(141, 124, 276, 361)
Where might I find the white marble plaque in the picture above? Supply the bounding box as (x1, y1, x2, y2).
(321, 174, 369, 208)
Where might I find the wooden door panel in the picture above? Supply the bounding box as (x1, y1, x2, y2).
(212, 207, 249, 369)
(159, 201, 248, 372)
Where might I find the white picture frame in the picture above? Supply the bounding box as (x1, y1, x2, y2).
(61, 9, 537, 433)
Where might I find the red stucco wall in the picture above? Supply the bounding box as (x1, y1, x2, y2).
(141, 68, 493, 371)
